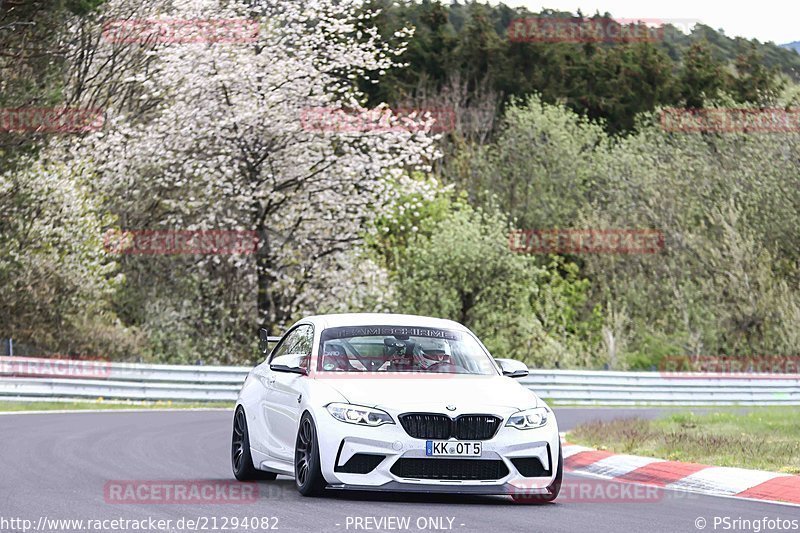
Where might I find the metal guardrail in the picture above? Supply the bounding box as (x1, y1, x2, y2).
(521, 370, 800, 405)
(0, 358, 798, 405)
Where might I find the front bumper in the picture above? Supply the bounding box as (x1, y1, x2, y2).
(314, 410, 560, 494)
(326, 481, 552, 496)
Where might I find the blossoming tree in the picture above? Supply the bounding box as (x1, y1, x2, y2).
(59, 0, 441, 343)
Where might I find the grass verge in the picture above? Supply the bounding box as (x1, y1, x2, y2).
(0, 400, 234, 412)
(567, 407, 800, 474)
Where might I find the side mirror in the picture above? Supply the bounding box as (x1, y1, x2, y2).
(270, 364, 307, 375)
(258, 328, 271, 355)
(495, 358, 529, 378)
(270, 354, 308, 375)
(259, 328, 282, 355)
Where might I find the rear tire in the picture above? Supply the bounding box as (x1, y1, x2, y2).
(512, 441, 563, 504)
(294, 412, 326, 496)
(232, 406, 278, 481)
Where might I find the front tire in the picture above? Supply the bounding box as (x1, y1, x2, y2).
(232, 406, 277, 481)
(294, 412, 326, 496)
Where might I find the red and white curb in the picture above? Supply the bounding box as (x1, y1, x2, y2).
(560, 436, 800, 506)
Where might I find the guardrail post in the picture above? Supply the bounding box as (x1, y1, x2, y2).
(6, 338, 11, 357)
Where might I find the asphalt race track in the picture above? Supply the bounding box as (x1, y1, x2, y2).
(1, 409, 797, 533)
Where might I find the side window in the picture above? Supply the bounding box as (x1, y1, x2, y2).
(269, 325, 314, 368)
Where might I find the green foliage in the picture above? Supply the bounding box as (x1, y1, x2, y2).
(450, 94, 606, 229)
(384, 199, 602, 367)
(534, 258, 604, 361)
(3, 0, 797, 369)
(0, 159, 140, 358)
(731, 43, 785, 104)
(625, 334, 686, 370)
(452, 94, 800, 367)
(368, 172, 456, 272)
(362, 1, 794, 134)
(680, 41, 729, 108)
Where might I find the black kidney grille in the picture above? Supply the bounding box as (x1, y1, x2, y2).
(390, 458, 509, 481)
(399, 414, 452, 440)
(455, 415, 502, 440)
(399, 414, 502, 440)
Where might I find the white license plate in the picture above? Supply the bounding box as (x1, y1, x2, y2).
(425, 440, 482, 457)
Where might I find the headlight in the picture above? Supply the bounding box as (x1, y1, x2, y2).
(506, 407, 549, 430)
(326, 403, 394, 427)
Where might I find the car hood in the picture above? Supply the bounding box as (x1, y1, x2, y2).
(314, 374, 540, 412)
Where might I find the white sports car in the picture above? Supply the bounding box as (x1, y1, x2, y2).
(231, 313, 562, 502)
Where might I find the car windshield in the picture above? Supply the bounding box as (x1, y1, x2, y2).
(316, 325, 498, 375)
